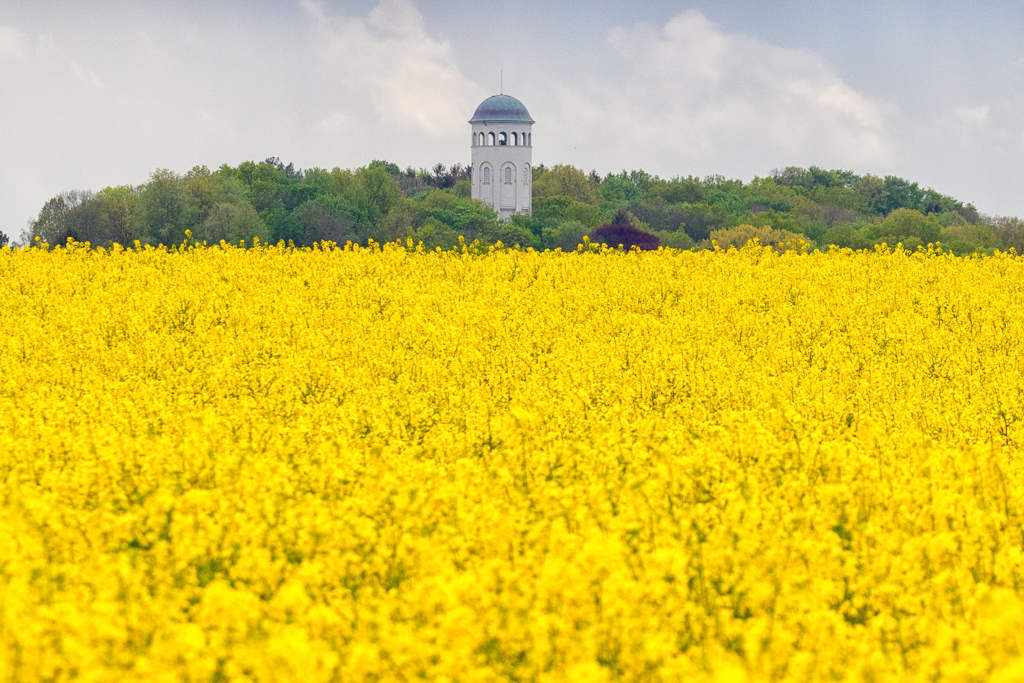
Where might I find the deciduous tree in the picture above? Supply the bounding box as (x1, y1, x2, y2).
(133, 169, 198, 246)
(593, 210, 659, 250)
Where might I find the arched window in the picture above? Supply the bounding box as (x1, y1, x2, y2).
(483, 167, 490, 184)
(504, 166, 512, 183)
(487, 132, 495, 146)
(511, 132, 518, 146)
(498, 132, 507, 146)
(528, 133, 531, 146)
(473, 132, 478, 146)
(523, 164, 530, 184)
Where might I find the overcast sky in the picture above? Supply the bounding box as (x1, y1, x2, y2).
(2, 0, 1024, 240)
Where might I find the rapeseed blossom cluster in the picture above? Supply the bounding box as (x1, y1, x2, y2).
(1, 239, 1023, 682)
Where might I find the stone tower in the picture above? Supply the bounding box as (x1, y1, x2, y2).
(470, 94, 533, 219)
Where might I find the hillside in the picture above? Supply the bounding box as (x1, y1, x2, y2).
(19, 159, 1024, 255)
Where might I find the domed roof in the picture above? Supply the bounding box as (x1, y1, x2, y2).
(469, 94, 534, 124)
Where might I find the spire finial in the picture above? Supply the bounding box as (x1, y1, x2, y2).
(500, 71, 503, 94)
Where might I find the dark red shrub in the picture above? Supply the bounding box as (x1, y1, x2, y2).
(592, 223, 659, 251)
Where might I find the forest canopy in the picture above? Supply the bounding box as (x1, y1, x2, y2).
(18, 158, 1024, 256)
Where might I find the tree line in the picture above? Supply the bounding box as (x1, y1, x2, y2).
(15, 158, 1024, 256)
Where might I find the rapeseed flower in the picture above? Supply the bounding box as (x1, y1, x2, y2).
(0, 240, 1022, 681)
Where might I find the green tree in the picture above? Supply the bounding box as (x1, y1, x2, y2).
(325, 165, 404, 239)
(94, 186, 140, 246)
(676, 203, 730, 242)
(879, 176, 925, 215)
(28, 190, 101, 246)
(533, 165, 599, 204)
(629, 197, 687, 233)
(821, 223, 873, 250)
(408, 218, 460, 250)
(250, 178, 281, 212)
(201, 202, 270, 245)
(541, 220, 589, 251)
(939, 222, 994, 255)
(481, 216, 535, 248)
(854, 175, 886, 215)
(184, 166, 215, 221)
(988, 216, 1024, 254)
(298, 198, 355, 246)
(707, 225, 808, 252)
(210, 174, 249, 206)
(412, 189, 498, 242)
(369, 159, 402, 178)
(261, 200, 304, 245)
(354, 165, 404, 225)
(648, 176, 704, 204)
(654, 230, 695, 249)
(133, 169, 199, 245)
(532, 196, 574, 224)
(770, 166, 813, 188)
(597, 172, 641, 204)
(731, 209, 800, 234)
(866, 208, 941, 248)
(700, 175, 749, 215)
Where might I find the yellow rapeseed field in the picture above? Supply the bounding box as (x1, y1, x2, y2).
(2, 239, 1024, 683)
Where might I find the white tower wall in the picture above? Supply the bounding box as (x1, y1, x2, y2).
(469, 95, 534, 220)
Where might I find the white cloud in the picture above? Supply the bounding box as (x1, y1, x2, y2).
(547, 9, 894, 173)
(316, 112, 349, 132)
(0, 25, 28, 61)
(196, 110, 237, 139)
(70, 60, 104, 89)
(303, 0, 483, 136)
(35, 32, 56, 59)
(953, 104, 991, 126)
(137, 31, 160, 60)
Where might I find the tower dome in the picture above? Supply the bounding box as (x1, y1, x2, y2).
(469, 95, 535, 125)
(470, 94, 534, 220)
